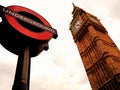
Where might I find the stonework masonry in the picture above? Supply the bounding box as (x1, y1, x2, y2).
(70, 4, 120, 90)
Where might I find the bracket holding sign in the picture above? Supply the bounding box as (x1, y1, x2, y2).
(0, 5, 58, 90)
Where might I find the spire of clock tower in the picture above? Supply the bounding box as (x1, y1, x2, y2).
(70, 4, 120, 90)
(72, 3, 76, 9)
(71, 3, 84, 18)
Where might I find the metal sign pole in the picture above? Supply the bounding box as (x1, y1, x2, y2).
(0, 5, 58, 90)
(12, 46, 31, 90)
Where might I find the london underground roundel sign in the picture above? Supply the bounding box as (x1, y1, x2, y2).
(0, 5, 58, 41)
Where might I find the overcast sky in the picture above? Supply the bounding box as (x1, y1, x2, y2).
(0, 0, 120, 90)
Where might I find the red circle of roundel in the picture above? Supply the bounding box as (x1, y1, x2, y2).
(5, 5, 53, 41)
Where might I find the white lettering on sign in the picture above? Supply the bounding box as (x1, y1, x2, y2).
(2, 8, 57, 36)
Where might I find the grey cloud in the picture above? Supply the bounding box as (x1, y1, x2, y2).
(0, 62, 15, 90)
(107, 1, 120, 20)
(30, 76, 82, 90)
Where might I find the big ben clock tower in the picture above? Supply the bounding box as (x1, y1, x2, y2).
(70, 4, 120, 90)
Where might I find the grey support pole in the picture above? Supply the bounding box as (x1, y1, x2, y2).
(0, 5, 58, 90)
(12, 46, 31, 90)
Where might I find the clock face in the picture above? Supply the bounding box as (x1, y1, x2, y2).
(90, 16, 98, 23)
(75, 20, 82, 30)
(88, 14, 100, 24)
(72, 17, 83, 35)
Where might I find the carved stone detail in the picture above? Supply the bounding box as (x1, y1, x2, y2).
(70, 5, 120, 90)
(80, 36, 117, 57)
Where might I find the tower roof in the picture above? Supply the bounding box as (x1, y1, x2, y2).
(71, 3, 85, 17)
